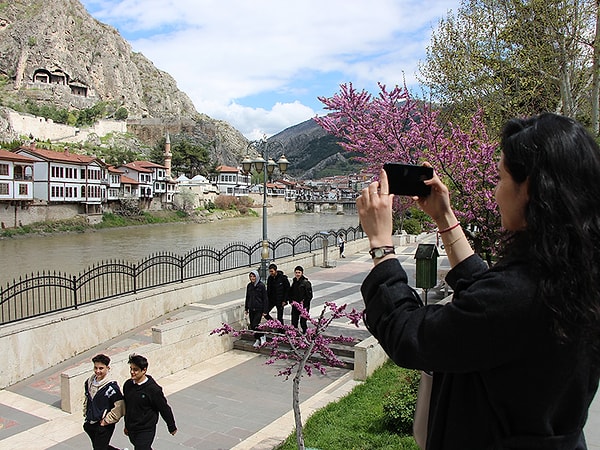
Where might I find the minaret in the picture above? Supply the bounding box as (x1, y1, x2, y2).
(164, 132, 172, 179)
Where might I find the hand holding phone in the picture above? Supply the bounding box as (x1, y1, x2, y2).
(383, 163, 433, 197)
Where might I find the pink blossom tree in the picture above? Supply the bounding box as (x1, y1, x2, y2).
(316, 83, 501, 260)
(211, 301, 362, 450)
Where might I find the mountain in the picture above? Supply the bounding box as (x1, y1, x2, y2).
(270, 118, 363, 179)
(0, 0, 247, 165)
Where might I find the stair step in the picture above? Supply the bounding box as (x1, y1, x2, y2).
(233, 333, 356, 370)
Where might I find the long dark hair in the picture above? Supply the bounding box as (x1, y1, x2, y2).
(501, 113, 600, 357)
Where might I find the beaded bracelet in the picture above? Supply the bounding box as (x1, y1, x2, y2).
(439, 222, 460, 234)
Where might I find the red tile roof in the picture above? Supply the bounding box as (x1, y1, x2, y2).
(17, 146, 103, 165)
(129, 160, 166, 169)
(0, 149, 36, 163)
(216, 165, 240, 173)
(118, 162, 153, 173)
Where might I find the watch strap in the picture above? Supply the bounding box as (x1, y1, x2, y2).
(369, 245, 396, 259)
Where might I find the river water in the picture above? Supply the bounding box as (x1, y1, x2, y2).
(0, 212, 359, 284)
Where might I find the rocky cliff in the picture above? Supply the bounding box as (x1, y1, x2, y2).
(0, 0, 247, 165)
(0, 0, 197, 119)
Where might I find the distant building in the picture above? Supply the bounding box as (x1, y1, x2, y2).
(115, 160, 176, 209)
(16, 144, 107, 214)
(174, 174, 219, 209)
(0, 149, 35, 203)
(213, 165, 251, 196)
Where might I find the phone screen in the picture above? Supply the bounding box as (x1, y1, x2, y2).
(383, 163, 433, 197)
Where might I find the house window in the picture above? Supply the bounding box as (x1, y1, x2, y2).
(0, 183, 8, 195)
(0, 163, 9, 176)
(18, 184, 28, 196)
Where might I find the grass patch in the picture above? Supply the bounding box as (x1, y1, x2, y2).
(94, 211, 187, 229)
(276, 361, 419, 450)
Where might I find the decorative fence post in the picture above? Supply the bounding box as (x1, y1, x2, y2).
(72, 275, 78, 310)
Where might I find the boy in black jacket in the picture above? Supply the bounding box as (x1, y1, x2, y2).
(123, 354, 177, 450)
(265, 263, 290, 328)
(83, 354, 124, 450)
(289, 265, 313, 333)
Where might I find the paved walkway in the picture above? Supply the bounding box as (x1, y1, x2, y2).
(0, 235, 599, 449)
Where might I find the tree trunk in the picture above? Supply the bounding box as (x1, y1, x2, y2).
(293, 372, 304, 450)
(293, 338, 316, 450)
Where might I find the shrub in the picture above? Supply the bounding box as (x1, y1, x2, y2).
(214, 195, 237, 210)
(114, 107, 129, 120)
(175, 210, 188, 218)
(213, 195, 255, 215)
(382, 369, 421, 434)
(204, 200, 216, 211)
(237, 196, 255, 208)
(402, 218, 421, 235)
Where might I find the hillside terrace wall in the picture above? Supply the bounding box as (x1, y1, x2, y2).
(7, 111, 126, 143)
(0, 238, 371, 390)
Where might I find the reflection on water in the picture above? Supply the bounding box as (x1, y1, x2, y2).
(0, 212, 359, 284)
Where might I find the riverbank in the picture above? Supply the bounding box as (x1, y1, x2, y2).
(0, 208, 254, 239)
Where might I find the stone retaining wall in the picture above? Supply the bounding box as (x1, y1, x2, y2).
(8, 111, 126, 143)
(353, 336, 389, 381)
(248, 195, 296, 215)
(0, 202, 81, 229)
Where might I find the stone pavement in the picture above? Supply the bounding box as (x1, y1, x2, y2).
(1, 234, 599, 449)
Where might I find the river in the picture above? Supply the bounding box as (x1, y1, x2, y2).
(0, 212, 359, 285)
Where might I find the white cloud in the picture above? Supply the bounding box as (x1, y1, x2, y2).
(81, 0, 461, 138)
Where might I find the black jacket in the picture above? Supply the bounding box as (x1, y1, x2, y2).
(267, 270, 290, 307)
(84, 378, 123, 423)
(123, 375, 177, 433)
(361, 255, 598, 450)
(289, 275, 312, 305)
(245, 280, 268, 312)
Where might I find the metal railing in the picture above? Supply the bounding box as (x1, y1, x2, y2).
(0, 226, 363, 325)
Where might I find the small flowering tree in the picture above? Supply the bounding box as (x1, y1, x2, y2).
(211, 301, 362, 450)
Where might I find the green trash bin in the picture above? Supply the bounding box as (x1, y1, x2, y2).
(414, 244, 439, 291)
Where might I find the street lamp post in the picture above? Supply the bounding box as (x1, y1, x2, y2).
(241, 137, 289, 280)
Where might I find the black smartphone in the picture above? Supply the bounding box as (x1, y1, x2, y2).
(383, 163, 433, 197)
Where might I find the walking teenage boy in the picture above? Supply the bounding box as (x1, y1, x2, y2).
(289, 265, 313, 333)
(265, 263, 290, 327)
(83, 354, 124, 450)
(123, 354, 177, 450)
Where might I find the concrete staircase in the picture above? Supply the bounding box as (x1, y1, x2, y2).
(233, 327, 371, 370)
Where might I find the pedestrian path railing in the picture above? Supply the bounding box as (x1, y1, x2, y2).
(0, 226, 363, 325)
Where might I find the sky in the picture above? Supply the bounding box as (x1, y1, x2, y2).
(80, 0, 462, 139)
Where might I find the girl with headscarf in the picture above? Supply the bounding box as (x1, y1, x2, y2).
(245, 270, 268, 347)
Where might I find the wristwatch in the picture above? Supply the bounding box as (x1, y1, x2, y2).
(369, 246, 396, 259)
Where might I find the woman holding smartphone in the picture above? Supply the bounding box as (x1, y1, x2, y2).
(357, 113, 600, 449)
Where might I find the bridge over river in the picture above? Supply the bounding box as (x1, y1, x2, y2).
(295, 198, 357, 214)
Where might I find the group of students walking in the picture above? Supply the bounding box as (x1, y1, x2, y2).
(83, 353, 177, 450)
(82, 263, 312, 449)
(245, 263, 313, 347)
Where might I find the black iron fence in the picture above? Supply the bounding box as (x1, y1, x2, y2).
(0, 227, 364, 326)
